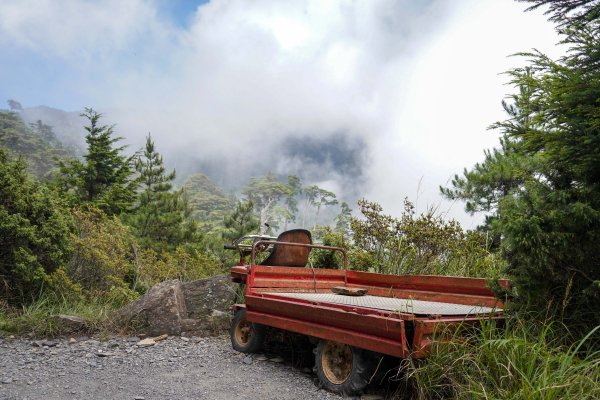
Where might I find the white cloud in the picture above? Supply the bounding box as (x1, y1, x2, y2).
(0, 0, 562, 226)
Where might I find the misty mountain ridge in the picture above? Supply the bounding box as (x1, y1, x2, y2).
(12, 102, 361, 194)
(4, 101, 360, 228)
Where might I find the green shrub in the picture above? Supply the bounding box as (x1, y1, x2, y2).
(0, 148, 73, 304)
(350, 199, 502, 278)
(137, 245, 222, 287)
(404, 318, 600, 400)
(68, 207, 139, 301)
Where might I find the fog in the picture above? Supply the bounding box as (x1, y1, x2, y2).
(0, 0, 562, 227)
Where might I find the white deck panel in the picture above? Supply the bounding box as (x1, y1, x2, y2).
(267, 292, 501, 316)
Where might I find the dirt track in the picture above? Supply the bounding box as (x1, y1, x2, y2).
(0, 335, 349, 400)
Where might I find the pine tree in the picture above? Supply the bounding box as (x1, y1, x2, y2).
(223, 200, 260, 242)
(57, 108, 136, 215)
(127, 134, 197, 250)
(443, 0, 600, 334)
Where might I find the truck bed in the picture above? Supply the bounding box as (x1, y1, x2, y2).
(233, 264, 508, 358)
(264, 292, 500, 316)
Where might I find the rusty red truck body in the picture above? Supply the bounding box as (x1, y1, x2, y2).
(228, 230, 507, 395)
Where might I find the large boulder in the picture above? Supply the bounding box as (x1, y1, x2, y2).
(116, 275, 236, 336)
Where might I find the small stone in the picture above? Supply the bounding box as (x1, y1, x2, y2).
(127, 336, 140, 342)
(136, 338, 156, 347)
(68, 338, 77, 344)
(243, 355, 253, 365)
(153, 334, 168, 342)
(254, 354, 268, 361)
(134, 397, 145, 400)
(42, 339, 60, 347)
(96, 351, 113, 357)
(55, 314, 87, 331)
(270, 356, 284, 363)
(210, 309, 228, 318)
(2, 378, 12, 384)
(108, 342, 119, 348)
(180, 337, 190, 342)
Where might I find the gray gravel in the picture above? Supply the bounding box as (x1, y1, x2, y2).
(0, 335, 344, 400)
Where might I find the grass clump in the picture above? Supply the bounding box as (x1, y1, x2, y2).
(0, 295, 120, 338)
(403, 317, 600, 400)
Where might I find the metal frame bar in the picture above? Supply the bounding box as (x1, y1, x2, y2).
(251, 240, 348, 268)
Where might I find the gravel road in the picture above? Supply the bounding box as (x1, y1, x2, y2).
(0, 334, 390, 400)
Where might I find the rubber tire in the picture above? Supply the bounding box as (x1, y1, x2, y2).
(313, 340, 376, 396)
(230, 308, 266, 353)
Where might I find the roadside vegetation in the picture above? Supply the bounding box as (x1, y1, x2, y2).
(403, 1, 600, 398)
(1, 0, 599, 398)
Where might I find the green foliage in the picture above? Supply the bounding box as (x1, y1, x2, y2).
(0, 295, 119, 337)
(0, 148, 73, 303)
(442, 1, 600, 333)
(223, 200, 260, 242)
(407, 318, 600, 400)
(183, 172, 234, 233)
(334, 201, 353, 238)
(310, 226, 345, 269)
(57, 108, 136, 215)
(350, 199, 500, 277)
(0, 111, 72, 178)
(137, 245, 222, 287)
(68, 207, 139, 302)
(126, 135, 199, 250)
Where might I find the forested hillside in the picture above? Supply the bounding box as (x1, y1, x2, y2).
(1, 0, 600, 398)
(0, 105, 495, 309)
(0, 111, 76, 178)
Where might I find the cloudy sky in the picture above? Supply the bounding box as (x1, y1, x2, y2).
(0, 0, 562, 227)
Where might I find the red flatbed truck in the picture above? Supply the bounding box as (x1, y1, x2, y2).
(228, 230, 507, 395)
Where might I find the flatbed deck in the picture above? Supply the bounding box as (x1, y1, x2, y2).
(264, 292, 501, 316)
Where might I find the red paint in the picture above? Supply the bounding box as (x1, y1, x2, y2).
(231, 241, 507, 359)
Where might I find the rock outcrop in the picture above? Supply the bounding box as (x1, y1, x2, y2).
(116, 274, 236, 336)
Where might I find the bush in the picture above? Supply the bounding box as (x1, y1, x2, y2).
(137, 245, 222, 287)
(0, 148, 73, 304)
(68, 207, 139, 301)
(349, 199, 502, 278)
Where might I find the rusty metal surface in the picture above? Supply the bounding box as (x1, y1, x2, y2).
(259, 229, 312, 267)
(266, 292, 501, 316)
(247, 309, 408, 358)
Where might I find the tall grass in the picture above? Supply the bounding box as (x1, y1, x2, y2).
(0, 295, 119, 337)
(402, 317, 600, 400)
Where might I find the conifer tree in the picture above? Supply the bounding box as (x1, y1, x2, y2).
(223, 200, 260, 242)
(128, 134, 197, 250)
(443, 0, 600, 333)
(58, 108, 136, 215)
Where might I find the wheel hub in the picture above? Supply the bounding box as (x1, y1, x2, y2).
(235, 318, 252, 344)
(321, 341, 353, 385)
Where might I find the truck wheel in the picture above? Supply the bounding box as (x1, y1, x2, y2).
(314, 340, 376, 396)
(231, 308, 265, 353)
